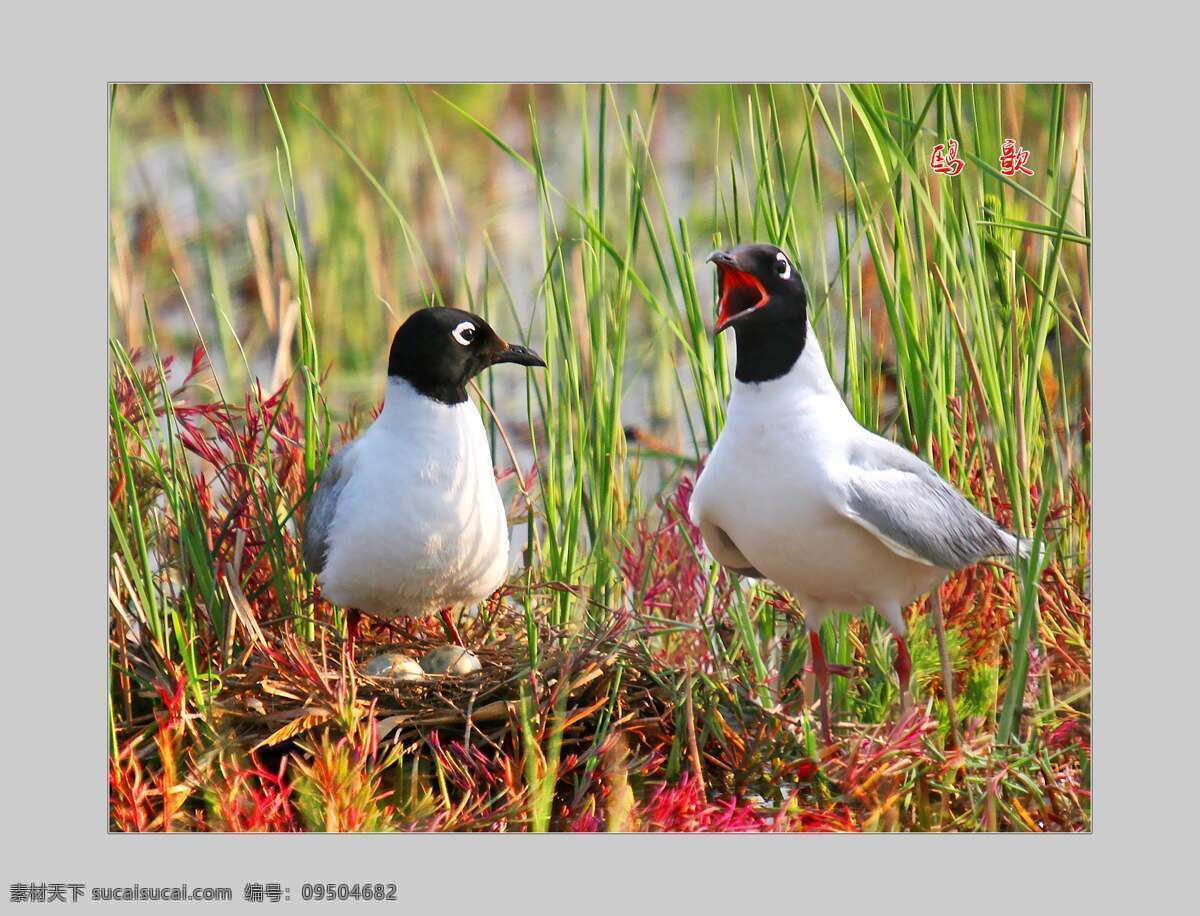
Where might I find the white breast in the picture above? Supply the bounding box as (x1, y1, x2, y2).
(690, 332, 941, 628)
(319, 379, 510, 617)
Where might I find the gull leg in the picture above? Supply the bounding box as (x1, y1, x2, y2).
(439, 607, 465, 648)
(928, 587, 961, 749)
(346, 609, 362, 664)
(809, 631, 833, 744)
(894, 633, 912, 715)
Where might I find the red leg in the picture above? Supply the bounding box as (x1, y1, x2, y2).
(809, 631, 833, 744)
(439, 607, 465, 648)
(344, 609, 362, 665)
(894, 634, 912, 713)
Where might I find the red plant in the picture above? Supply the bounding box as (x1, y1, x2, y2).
(777, 805, 859, 832)
(428, 731, 519, 800)
(620, 475, 734, 668)
(172, 374, 310, 644)
(292, 730, 396, 832)
(110, 737, 153, 832)
(839, 710, 939, 806)
(205, 754, 298, 832)
(639, 775, 767, 831)
(568, 809, 603, 832)
(152, 668, 190, 831)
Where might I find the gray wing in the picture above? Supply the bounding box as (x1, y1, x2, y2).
(302, 447, 352, 575)
(841, 437, 1027, 570)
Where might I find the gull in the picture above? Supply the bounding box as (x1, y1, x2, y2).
(690, 243, 1031, 742)
(302, 307, 544, 659)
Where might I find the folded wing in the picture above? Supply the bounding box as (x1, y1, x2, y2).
(302, 446, 353, 575)
(840, 438, 1026, 570)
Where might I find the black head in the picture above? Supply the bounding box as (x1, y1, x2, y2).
(707, 243, 809, 384)
(387, 307, 545, 405)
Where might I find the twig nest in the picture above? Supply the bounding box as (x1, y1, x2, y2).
(420, 645, 482, 676)
(362, 652, 427, 682)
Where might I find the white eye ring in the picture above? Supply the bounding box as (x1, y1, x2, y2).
(451, 321, 477, 346)
(775, 251, 792, 279)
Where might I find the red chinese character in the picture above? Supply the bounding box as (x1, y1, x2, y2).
(999, 138, 1034, 177)
(929, 139, 964, 176)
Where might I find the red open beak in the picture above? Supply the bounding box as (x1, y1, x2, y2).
(709, 251, 768, 332)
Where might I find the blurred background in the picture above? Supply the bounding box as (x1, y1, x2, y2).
(108, 84, 1089, 483)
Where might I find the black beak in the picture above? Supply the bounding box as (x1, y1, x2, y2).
(491, 342, 546, 368)
(706, 250, 737, 268)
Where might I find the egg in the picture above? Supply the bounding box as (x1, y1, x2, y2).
(362, 652, 426, 682)
(420, 645, 482, 676)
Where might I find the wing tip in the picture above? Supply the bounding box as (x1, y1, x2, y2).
(300, 540, 324, 577)
(1012, 533, 1049, 566)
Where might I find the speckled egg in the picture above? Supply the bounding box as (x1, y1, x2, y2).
(420, 645, 482, 676)
(362, 652, 427, 682)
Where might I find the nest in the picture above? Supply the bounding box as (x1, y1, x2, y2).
(210, 606, 679, 760)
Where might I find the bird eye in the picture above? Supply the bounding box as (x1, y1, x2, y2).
(774, 252, 792, 279)
(451, 321, 477, 346)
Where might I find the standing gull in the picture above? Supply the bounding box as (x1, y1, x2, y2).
(689, 243, 1032, 742)
(302, 307, 544, 660)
